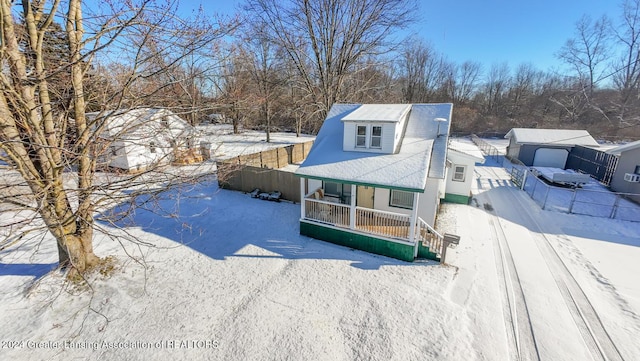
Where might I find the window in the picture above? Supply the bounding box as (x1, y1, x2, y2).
(355, 124, 383, 149)
(356, 126, 367, 147)
(323, 181, 351, 204)
(149, 141, 156, 153)
(324, 182, 340, 196)
(110, 146, 118, 156)
(370, 126, 382, 148)
(389, 190, 414, 209)
(453, 165, 466, 182)
(635, 165, 640, 175)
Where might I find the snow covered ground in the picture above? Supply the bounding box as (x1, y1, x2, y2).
(197, 124, 314, 160)
(0, 136, 638, 360)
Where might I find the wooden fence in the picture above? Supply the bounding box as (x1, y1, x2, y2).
(217, 141, 314, 203)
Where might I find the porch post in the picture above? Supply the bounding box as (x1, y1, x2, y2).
(300, 178, 306, 220)
(349, 184, 357, 230)
(410, 192, 420, 257)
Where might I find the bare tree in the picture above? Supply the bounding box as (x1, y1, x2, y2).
(213, 44, 253, 134)
(442, 60, 482, 104)
(482, 62, 510, 116)
(398, 39, 443, 103)
(243, 0, 416, 128)
(241, 23, 286, 142)
(611, 0, 640, 127)
(558, 15, 612, 96)
(508, 63, 541, 118)
(0, 0, 232, 277)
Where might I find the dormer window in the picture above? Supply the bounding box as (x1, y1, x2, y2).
(354, 124, 383, 149)
(342, 104, 411, 154)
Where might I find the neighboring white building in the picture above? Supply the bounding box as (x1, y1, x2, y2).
(94, 108, 200, 171)
(295, 103, 452, 262)
(445, 140, 485, 204)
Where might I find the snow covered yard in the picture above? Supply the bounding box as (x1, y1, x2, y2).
(0, 178, 485, 361)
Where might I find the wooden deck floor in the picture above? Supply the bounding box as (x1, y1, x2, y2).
(356, 224, 410, 239)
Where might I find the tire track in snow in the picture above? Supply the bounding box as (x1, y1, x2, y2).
(479, 165, 625, 361)
(475, 166, 539, 361)
(504, 189, 625, 361)
(483, 196, 540, 361)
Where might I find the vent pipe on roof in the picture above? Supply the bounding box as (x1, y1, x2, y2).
(434, 117, 447, 137)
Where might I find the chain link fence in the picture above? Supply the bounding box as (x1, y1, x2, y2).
(471, 135, 640, 222)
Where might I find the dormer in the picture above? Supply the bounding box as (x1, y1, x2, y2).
(341, 104, 411, 154)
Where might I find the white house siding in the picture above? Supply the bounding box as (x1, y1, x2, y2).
(380, 123, 395, 153)
(343, 123, 356, 150)
(372, 178, 440, 226)
(120, 135, 171, 171)
(419, 177, 441, 226)
(610, 147, 640, 202)
(342, 122, 395, 153)
(445, 152, 476, 198)
(96, 108, 199, 171)
(308, 179, 323, 194)
(107, 140, 129, 169)
(373, 188, 412, 217)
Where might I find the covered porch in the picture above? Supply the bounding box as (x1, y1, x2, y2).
(299, 180, 444, 261)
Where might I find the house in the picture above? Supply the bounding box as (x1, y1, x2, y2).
(445, 140, 485, 204)
(93, 108, 201, 171)
(607, 140, 640, 203)
(295, 103, 452, 262)
(505, 128, 599, 168)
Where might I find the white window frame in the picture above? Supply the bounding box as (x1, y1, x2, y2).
(453, 165, 466, 182)
(355, 124, 383, 150)
(389, 189, 414, 209)
(356, 125, 367, 148)
(370, 126, 382, 148)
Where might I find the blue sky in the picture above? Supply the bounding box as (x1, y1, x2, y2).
(184, 0, 621, 72)
(416, 0, 620, 72)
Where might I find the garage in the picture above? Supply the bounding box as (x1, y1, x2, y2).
(533, 148, 569, 168)
(504, 128, 599, 167)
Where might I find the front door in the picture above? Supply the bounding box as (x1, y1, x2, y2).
(356, 185, 374, 208)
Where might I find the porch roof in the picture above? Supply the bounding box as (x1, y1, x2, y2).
(296, 103, 452, 192)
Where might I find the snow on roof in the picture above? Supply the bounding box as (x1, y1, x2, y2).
(504, 128, 599, 147)
(90, 108, 197, 140)
(341, 104, 411, 123)
(606, 140, 640, 155)
(448, 140, 485, 163)
(296, 103, 453, 191)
